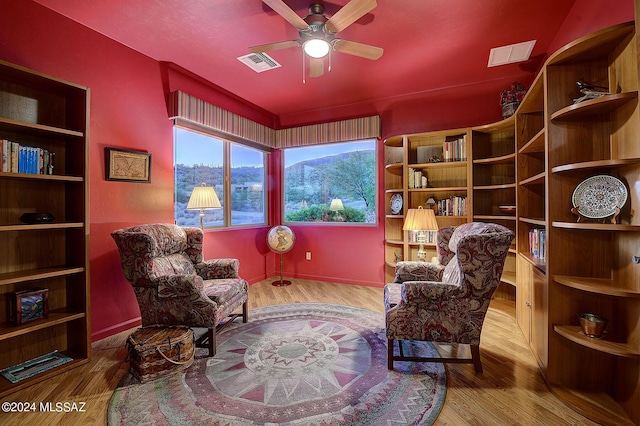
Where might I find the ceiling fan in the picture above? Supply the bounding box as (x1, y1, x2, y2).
(249, 0, 383, 78)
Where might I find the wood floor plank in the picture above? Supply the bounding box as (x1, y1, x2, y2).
(0, 277, 596, 425)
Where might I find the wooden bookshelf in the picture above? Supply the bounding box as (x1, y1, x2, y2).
(0, 60, 90, 397)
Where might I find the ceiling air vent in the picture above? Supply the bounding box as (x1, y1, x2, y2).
(237, 53, 281, 73)
(488, 40, 536, 67)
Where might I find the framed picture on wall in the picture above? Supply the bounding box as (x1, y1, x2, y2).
(105, 147, 151, 183)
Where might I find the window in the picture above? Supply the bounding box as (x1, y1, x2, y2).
(283, 139, 377, 224)
(174, 127, 267, 228)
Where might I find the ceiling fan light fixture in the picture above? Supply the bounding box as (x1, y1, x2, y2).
(303, 39, 331, 58)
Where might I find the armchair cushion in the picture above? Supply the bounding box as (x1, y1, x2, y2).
(196, 258, 240, 280)
(156, 275, 204, 298)
(202, 278, 248, 306)
(393, 261, 444, 283)
(151, 254, 196, 278)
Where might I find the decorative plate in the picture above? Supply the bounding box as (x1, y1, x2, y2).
(572, 175, 627, 219)
(390, 193, 403, 215)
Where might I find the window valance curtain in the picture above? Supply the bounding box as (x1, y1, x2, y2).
(167, 91, 381, 149)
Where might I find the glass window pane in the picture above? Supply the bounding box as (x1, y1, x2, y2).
(174, 128, 224, 227)
(230, 143, 266, 225)
(283, 139, 377, 224)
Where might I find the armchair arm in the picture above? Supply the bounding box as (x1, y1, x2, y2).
(400, 281, 462, 304)
(155, 274, 206, 298)
(195, 258, 240, 280)
(393, 261, 444, 283)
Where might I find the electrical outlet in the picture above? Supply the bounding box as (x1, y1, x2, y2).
(306, 252, 311, 260)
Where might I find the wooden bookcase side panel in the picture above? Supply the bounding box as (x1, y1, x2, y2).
(518, 70, 545, 115)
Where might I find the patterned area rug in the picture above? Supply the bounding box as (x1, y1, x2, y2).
(108, 303, 447, 425)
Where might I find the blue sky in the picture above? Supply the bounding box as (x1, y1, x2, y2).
(175, 128, 375, 167)
(284, 140, 375, 167)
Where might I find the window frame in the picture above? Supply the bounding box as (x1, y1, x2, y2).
(173, 122, 268, 229)
(281, 139, 378, 226)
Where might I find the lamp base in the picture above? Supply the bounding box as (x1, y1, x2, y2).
(272, 279, 292, 287)
(417, 243, 428, 262)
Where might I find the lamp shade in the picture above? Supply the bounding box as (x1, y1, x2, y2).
(187, 183, 221, 210)
(403, 206, 438, 231)
(329, 198, 345, 211)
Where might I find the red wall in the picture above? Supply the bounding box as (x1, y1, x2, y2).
(0, 0, 634, 342)
(548, 0, 635, 55)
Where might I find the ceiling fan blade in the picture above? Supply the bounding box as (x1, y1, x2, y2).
(333, 39, 383, 60)
(325, 0, 377, 33)
(263, 0, 310, 30)
(249, 40, 300, 53)
(309, 57, 324, 77)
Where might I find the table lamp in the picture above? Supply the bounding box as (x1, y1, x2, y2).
(329, 198, 345, 221)
(403, 206, 439, 261)
(187, 183, 222, 229)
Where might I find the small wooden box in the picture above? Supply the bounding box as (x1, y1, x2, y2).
(8, 288, 49, 325)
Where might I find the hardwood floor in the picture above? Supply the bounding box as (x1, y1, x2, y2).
(0, 278, 596, 425)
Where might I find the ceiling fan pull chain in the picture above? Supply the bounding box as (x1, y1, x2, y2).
(302, 50, 306, 84)
(328, 49, 332, 73)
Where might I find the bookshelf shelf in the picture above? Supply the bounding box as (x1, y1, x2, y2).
(554, 325, 640, 358)
(551, 158, 640, 173)
(554, 275, 640, 298)
(0, 266, 85, 286)
(385, 163, 403, 175)
(519, 172, 545, 186)
(473, 153, 516, 165)
(0, 311, 86, 341)
(0, 222, 85, 232)
(548, 385, 635, 426)
(473, 183, 516, 190)
(408, 186, 467, 192)
(551, 222, 640, 231)
(0, 117, 84, 138)
(0, 171, 84, 182)
(519, 128, 545, 154)
(550, 92, 638, 121)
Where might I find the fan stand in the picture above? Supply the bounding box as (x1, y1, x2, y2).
(272, 252, 292, 287)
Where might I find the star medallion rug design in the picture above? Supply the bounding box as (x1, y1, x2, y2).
(108, 303, 447, 425)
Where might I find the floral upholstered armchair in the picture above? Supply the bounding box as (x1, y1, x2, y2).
(111, 223, 248, 357)
(385, 222, 514, 373)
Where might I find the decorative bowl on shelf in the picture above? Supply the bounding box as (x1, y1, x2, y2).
(20, 212, 55, 224)
(578, 313, 608, 338)
(499, 205, 516, 215)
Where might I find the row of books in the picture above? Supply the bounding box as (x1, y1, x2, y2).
(407, 230, 437, 244)
(529, 228, 546, 261)
(408, 167, 428, 188)
(436, 196, 467, 216)
(1, 140, 55, 175)
(442, 136, 466, 162)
